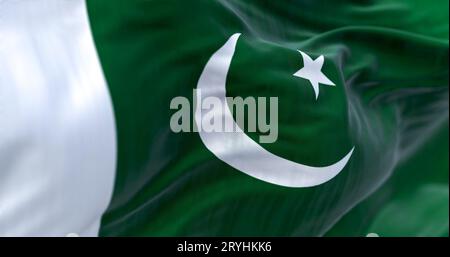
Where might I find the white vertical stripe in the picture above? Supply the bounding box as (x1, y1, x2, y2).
(0, 0, 117, 236)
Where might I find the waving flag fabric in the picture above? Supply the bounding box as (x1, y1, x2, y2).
(0, 0, 448, 236)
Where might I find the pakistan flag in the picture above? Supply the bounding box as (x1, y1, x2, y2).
(0, 0, 448, 237)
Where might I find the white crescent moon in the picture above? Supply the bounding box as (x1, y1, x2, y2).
(195, 33, 354, 188)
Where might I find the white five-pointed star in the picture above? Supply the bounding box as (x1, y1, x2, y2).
(293, 50, 335, 100)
